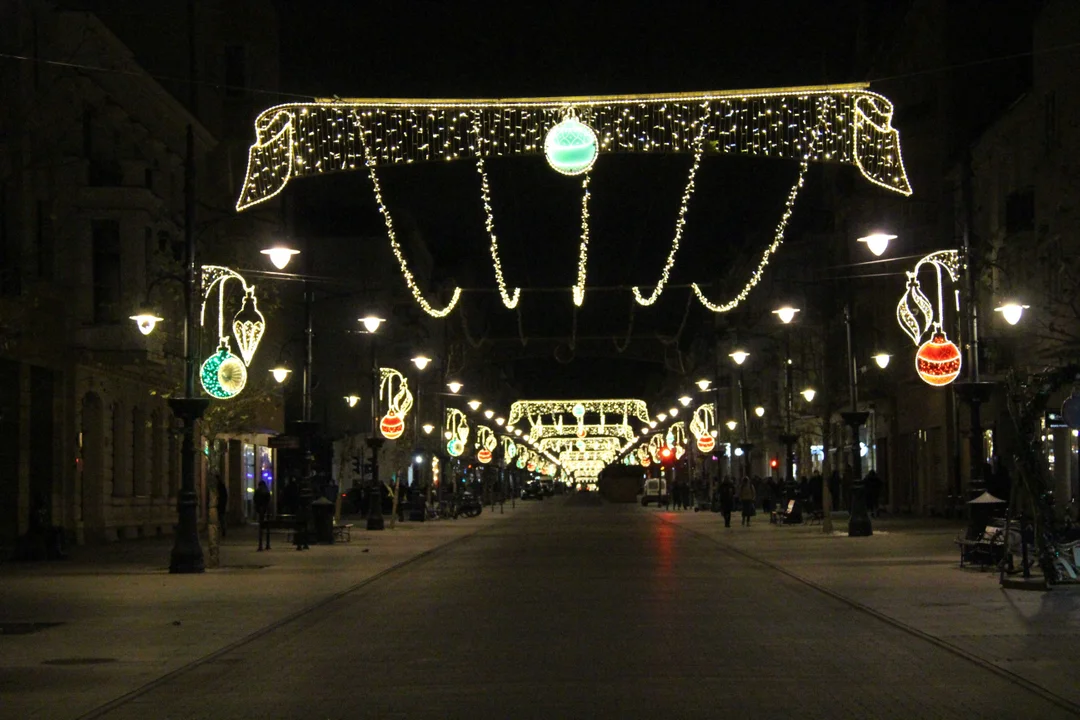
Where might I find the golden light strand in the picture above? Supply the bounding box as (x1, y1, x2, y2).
(360, 133, 462, 318)
(632, 110, 711, 306)
(472, 116, 521, 309)
(572, 173, 592, 307)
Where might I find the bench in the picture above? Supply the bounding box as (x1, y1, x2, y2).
(954, 525, 1004, 568)
(770, 499, 804, 525)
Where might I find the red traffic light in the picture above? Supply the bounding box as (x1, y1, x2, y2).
(769, 458, 779, 468)
(659, 446, 676, 467)
(660, 447, 673, 459)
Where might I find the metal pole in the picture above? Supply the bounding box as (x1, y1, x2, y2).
(780, 326, 798, 501)
(844, 299, 872, 537)
(738, 367, 752, 480)
(168, 124, 207, 573)
(293, 282, 314, 550)
(367, 335, 385, 530)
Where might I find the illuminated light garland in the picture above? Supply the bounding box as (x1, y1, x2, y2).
(472, 116, 521, 309)
(360, 135, 462, 318)
(647, 434, 666, 463)
(668, 422, 688, 459)
(631, 110, 711, 306)
(476, 425, 497, 459)
(538, 437, 623, 455)
(572, 173, 592, 307)
(501, 436, 517, 459)
(198, 266, 262, 397)
(689, 403, 715, 441)
(379, 368, 414, 439)
(507, 399, 649, 427)
(235, 85, 911, 212)
(527, 423, 636, 441)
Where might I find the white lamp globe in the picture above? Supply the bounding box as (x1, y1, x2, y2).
(269, 367, 292, 384)
(130, 313, 163, 336)
(411, 355, 432, 370)
(261, 247, 300, 270)
(754, 406, 765, 418)
(772, 306, 800, 324)
(730, 350, 749, 365)
(995, 303, 1028, 326)
(360, 316, 384, 333)
(695, 379, 712, 391)
(447, 381, 463, 394)
(801, 388, 816, 402)
(872, 353, 892, 369)
(857, 233, 896, 257)
(678, 396, 692, 407)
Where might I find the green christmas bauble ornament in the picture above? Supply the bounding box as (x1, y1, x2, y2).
(544, 115, 598, 176)
(201, 341, 248, 399)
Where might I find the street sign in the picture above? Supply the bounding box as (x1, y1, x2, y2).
(268, 435, 301, 449)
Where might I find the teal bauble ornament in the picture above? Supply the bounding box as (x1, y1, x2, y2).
(200, 341, 248, 399)
(544, 115, 598, 176)
(447, 438, 464, 457)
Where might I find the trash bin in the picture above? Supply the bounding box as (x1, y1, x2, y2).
(310, 497, 335, 544)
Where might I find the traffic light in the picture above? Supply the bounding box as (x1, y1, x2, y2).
(659, 446, 676, 468)
(769, 458, 779, 469)
(352, 455, 362, 475)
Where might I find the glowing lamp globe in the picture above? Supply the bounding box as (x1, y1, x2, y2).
(261, 246, 299, 269)
(200, 342, 247, 399)
(270, 367, 291, 383)
(478, 449, 492, 464)
(915, 332, 962, 386)
(447, 381, 463, 394)
(380, 412, 405, 440)
(801, 388, 816, 402)
(857, 233, 896, 257)
(697, 435, 716, 453)
(994, 303, 1029, 326)
(130, 313, 163, 335)
(544, 116, 598, 176)
(872, 353, 892, 369)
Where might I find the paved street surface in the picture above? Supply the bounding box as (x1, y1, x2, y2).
(3, 497, 1080, 719)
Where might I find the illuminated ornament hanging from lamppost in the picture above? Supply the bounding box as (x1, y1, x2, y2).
(200, 338, 248, 399)
(896, 250, 962, 387)
(231, 287, 266, 366)
(378, 367, 414, 440)
(697, 435, 716, 453)
(916, 333, 962, 386)
(516, 455, 526, 469)
(476, 425, 496, 464)
(544, 112, 599, 176)
(445, 407, 469, 457)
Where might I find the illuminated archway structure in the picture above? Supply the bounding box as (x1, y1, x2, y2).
(236, 85, 911, 317)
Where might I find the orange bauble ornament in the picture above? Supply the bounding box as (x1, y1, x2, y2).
(526, 461, 536, 472)
(477, 449, 492, 464)
(697, 435, 716, 453)
(915, 332, 961, 386)
(641, 457, 651, 467)
(380, 412, 404, 439)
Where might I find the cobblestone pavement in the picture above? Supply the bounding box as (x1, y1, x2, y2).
(2, 498, 1079, 719)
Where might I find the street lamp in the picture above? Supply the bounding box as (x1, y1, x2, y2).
(411, 355, 432, 371)
(260, 246, 300, 270)
(730, 350, 752, 477)
(872, 352, 892, 369)
(994, 302, 1029, 326)
(484, 409, 495, 419)
(657, 413, 667, 422)
(130, 312, 163, 335)
(726, 420, 738, 431)
(695, 379, 712, 391)
(801, 388, 816, 403)
(422, 423, 435, 434)
(754, 406, 765, 418)
(679, 396, 692, 407)
(362, 315, 386, 531)
(468, 400, 482, 411)
(668, 407, 678, 417)
(269, 367, 291, 384)
(729, 350, 749, 365)
(344, 395, 360, 408)
(447, 381, 463, 394)
(772, 306, 800, 324)
(495, 417, 505, 426)
(856, 233, 896, 257)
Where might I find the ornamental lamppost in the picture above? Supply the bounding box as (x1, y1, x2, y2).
(773, 306, 800, 491)
(410, 354, 432, 513)
(361, 315, 386, 530)
(729, 350, 752, 479)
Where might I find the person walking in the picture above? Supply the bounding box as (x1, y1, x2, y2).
(739, 476, 756, 526)
(254, 480, 272, 551)
(719, 477, 735, 528)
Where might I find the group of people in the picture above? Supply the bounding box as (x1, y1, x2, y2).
(705, 469, 887, 528)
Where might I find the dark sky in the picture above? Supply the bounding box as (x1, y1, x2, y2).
(275, 0, 879, 399)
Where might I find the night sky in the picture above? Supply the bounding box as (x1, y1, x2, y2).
(275, 0, 883, 399)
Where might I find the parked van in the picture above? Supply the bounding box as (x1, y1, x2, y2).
(641, 478, 668, 506)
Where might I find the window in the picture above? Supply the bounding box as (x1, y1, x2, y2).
(92, 219, 121, 323)
(224, 45, 247, 98)
(1005, 189, 1034, 234)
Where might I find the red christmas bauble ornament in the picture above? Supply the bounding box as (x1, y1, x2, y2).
(641, 457, 651, 467)
(916, 332, 961, 386)
(380, 412, 404, 439)
(526, 461, 536, 472)
(576, 426, 587, 438)
(477, 449, 492, 464)
(697, 435, 716, 453)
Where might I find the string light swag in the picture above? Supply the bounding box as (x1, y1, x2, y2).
(632, 109, 711, 306)
(573, 173, 592, 307)
(445, 408, 469, 456)
(896, 250, 963, 387)
(360, 135, 462, 318)
(378, 368, 414, 439)
(528, 423, 636, 441)
(472, 115, 521, 309)
(198, 266, 266, 399)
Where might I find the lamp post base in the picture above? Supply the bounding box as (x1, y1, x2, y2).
(366, 437, 385, 531)
(841, 411, 872, 538)
(167, 398, 210, 574)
